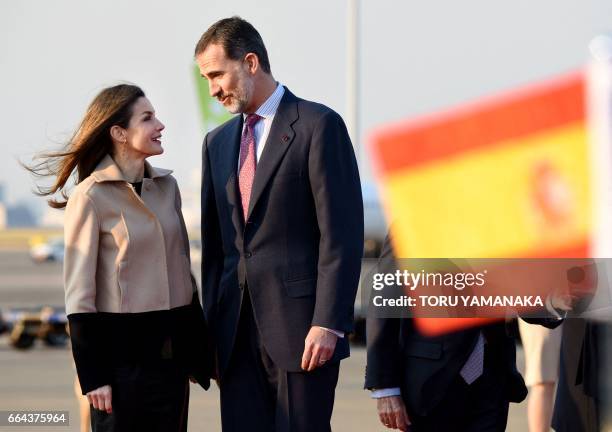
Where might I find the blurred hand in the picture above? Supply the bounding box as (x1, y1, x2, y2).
(552, 262, 598, 314)
(301, 327, 337, 371)
(550, 291, 579, 313)
(377, 396, 411, 431)
(87, 385, 112, 414)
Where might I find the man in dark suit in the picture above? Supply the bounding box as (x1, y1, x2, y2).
(195, 17, 364, 432)
(365, 235, 562, 431)
(551, 319, 600, 432)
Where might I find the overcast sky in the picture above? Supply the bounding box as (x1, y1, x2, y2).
(2, 0, 612, 213)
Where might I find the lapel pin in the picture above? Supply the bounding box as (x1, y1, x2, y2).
(282, 135, 290, 142)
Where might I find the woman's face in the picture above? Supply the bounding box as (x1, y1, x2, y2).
(123, 97, 165, 157)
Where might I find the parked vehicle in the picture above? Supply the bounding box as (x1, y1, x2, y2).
(0, 307, 68, 349)
(29, 237, 64, 263)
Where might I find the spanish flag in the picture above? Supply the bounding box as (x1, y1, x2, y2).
(369, 71, 591, 334)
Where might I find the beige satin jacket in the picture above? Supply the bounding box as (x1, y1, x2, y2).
(64, 154, 195, 315)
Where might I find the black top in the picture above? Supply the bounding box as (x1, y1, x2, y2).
(130, 181, 143, 196)
(68, 294, 211, 394)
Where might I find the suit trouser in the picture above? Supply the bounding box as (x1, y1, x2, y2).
(220, 288, 340, 432)
(90, 360, 189, 432)
(407, 344, 510, 432)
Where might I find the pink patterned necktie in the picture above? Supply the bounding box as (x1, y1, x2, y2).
(238, 114, 262, 220)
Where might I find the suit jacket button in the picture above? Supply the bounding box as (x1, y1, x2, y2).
(245, 252, 252, 258)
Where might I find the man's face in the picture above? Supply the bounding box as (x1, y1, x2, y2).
(196, 43, 255, 114)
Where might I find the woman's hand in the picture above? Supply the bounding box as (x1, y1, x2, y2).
(86, 385, 112, 414)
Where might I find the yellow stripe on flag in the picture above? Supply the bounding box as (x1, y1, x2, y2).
(383, 122, 590, 258)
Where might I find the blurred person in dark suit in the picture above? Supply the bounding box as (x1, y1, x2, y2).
(550, 261, 608, 432)
(552, 319, 603, 432)
(365, 234, 563, 431)
(195, 16, 363, 432)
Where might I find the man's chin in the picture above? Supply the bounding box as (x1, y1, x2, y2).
(225, 104, 242, 115)
(222, 98, 247, 115)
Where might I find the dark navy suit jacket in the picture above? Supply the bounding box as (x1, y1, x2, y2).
(201, 88, 364, 377)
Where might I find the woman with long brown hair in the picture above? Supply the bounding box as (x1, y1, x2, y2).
(27, 84, 211, 431)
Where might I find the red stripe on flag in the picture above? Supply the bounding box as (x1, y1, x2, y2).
(415, 317, 498, 337)
(523, 239, 590, 259)
(371, 71, 585, 174)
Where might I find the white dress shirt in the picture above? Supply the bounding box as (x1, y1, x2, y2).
(238, 83, 285, 168)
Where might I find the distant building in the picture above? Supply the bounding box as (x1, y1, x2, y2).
(7, 203, 37, 227)
(0, 183, 10, 228)
(0, 183, 38, 228)
(0, 204, 6, 229)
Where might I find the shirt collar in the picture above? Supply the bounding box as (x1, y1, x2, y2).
(91, 154, 173, 183)
(243, 83, 285, 122)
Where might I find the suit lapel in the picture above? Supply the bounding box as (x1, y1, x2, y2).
(247, 90, 298, 219)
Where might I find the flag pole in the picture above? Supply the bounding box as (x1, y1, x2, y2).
(346, 0, 360, 161)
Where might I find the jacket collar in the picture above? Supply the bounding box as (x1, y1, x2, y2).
(91, 154, 173, 183)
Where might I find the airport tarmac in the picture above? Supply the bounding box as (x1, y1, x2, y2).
(0, 251, 528, 431)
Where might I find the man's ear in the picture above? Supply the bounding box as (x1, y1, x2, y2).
(110, 125, 126, 144)
(244, 52, 259, 75)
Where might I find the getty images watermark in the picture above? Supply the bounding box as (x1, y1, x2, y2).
(360, 258, 609, 319)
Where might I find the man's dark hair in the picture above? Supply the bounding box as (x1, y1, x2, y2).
(195, 16, 271, 74)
